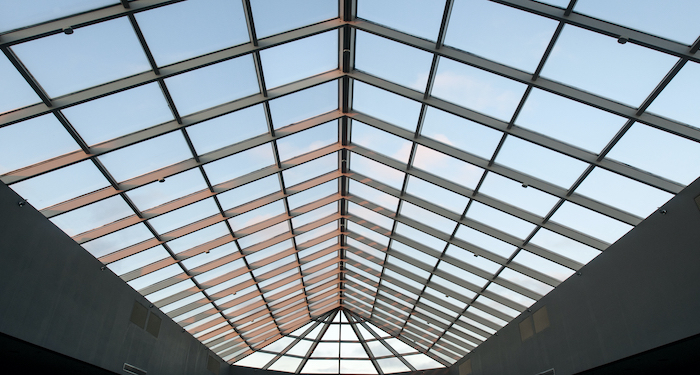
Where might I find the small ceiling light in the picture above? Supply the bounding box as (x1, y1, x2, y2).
(660, 209, 667, 215)
(158, 178, 166, 183)
(63, 27, 73, 35)
(521, 183, 528, 188)
(17, 200, 27, 207)
(100, 266, 107, 271)
(618, 36, 628, 44)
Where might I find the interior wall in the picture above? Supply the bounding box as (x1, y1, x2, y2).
(0, 182, 227, 375)
(449, 176, 700, 375)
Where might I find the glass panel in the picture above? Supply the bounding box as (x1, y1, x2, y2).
(384, 338, 415, 354)
(295, 221, 337, 246)
(355, 30, 433, 91)
(348, 221, 389, 247)
(421, 107, 502, 160)
(400, 201, 456, 235)
(340, 360, 376, 374)
(446, 0, 558, 72)
(10, 160, 109, 210)
(466, 201, 536, 240)
(512, 251, 574, 282)
(529, 228, 601, 265)
(432, 57, 527, 121)
(351, 121, 412, 164)
(348, 179, 399, 211)
(0, 53, 40, 113)
(107, 245, 170, 276)
(98, 131, 192, 182)
(357, 0, 444, 41)
(348, 202, 394, 232)
(277, 121, 338, 161)
(0, 0, 118, 33)
(50, 195, 134, 237)
(292, 202, 338, 229)
(478, 172, 559, 217)
(186, 104, 268, 155)
(550, 202, 633, 244)
(269, 81, 338, 129)
(495, 135, 588, 189)
(135, 0, 248, 67)
(647, 61, 700, 130)
(282, 152, 338, 187)
(260, 30, 338, 89)
(405, 176, 469, 214)
(443, 245, 501, 275)
(403, 353, 442, 370)
(515, 88, 627, 153)
(287, 339, 314, 356)
(250, 0, 337, 39)
(391, 241, 438, 268)
(165, 55, 259, 116)
(302, 359, 339, 374)
(238, 222, 290, 249)
(11, 17, 150, 98)
(540, 24, 677, 106)
(394, 223, 446, 252)
(82, 223, 153, 259)
(268, 356, 304, 373)
(0, 114, 79, 174)
(377, 358, 410, 374)
(203, 143, 276, 186)
(429, 274, 477, 301)
(288, 180, 338, 210)
(181, 241, 238, 269)
(235, 352, 277, 368)
(352, 81, 422, 131)
(229, 200, 286, 231)
(574, 0, 700, 45)
(436, 262, 487, 289)
(63, 83, 172, 145)
(605, 123, 700, 185)
(340, 343, 368, 358)
(126, 168, 208, 211)
(575, 167, 673, 218)
(218, 175, 281, 211)
(413, 145, 484, 189)
(147, 198, 219, 235)
(350, 153, 405, 190)
(485, 282, 535, 309)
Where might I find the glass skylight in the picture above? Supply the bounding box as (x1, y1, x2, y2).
(2, 1, 698, 373)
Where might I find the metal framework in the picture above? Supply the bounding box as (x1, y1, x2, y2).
(1, 0, 698, 373)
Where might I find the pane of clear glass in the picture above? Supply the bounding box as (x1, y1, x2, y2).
(246, 239, 292, 264)
(421, 106, 502, 160)
(351, 120, 412, 164)
(352, 81, 422, 131)
(574, 0, 700, 45)
(515, 88, 627, 153)
(433, 57, 527, 121)
(302, 359, 339, 374)
(82, 223, 153, 259)
(186, 104, 268, 155)
(0, 53, 40, 113)
(377, 358, 410, 374)
(478, 172, 559, 217)
(387, 255, 430, 281)
(385, 338, 415, 354)
(218, 175, 281, 211)
(355, 30, 433, 91)
(403, 353, 443, 370)
(437, 262, 487, 289)
(340, 360, 376, 374)
(128, 264, 182, 292)
(11, 17, 150, 98)
(405, 176, 469, 214)
(295, 221, 337, 245)
(454, 225, 517, 258)
(429, 274, 477, 300)
(605, 123, 700, 185)
(277, 121, 338, 161)
(347, 221, 389, 246)
(260, 30, 338, 89)
(0, 114, 79, 174)
(165, 55, 259, 116)
(540, 24, 677, 106)
(135, 0, 249, 67)
(348, 202, 393, 232)
(495, 135, 589, 189)
(549, 201, 633, 244)
(340, 343, 368, 358)
(107, 245, 170, 276)
(63, 82, 172, 145)
(292, 202, 338, 229)
(446, 0, 558, 72)
(235, 352, 277, 368)
(147, 198, 219, 235)
(238, 221, 290, 248)
(647, 61, 700, 130)
(287, 339, 314, 356)
(282, 152, 338, 187)
(394, 223, 446, 252)
(288, 179, 338, 210)
(229, 200, 286, 231)
(413, 145, 484, 189)
(98, 131, 192, 182)
(512, 250, 574, 282)
(180, 240, 238, 269)
(269, 81, 338, 129)
(50, 195, 134, 237)
(443, 245, 500, 275)
(350, 153, 405, 190)
(10, 160, 109, 210)
(391, 241, 438, 268)
(348, 179, 399, 212)
(268, 356, 304, 373)
(575, 167, 673, 218)
(529, 228, 601, 265)
(357, 0, 444, 41)
(466, 201, 536, 240)
(485, 282, 535, 308)
(126, 168, 208, 211)
(250, 0, 337, 39)
(400, 201, 456, 235)
(473, 295, 520, 318)
(203, 143, 276, 186)
(499, 267, 555, 295)
(0, 0, 118, 33)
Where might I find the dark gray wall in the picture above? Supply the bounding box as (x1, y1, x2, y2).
(0, 182, 227, 375)
(450, 176, 700, 375)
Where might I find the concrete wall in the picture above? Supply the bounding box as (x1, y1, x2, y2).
(0, 182, 227, 375)
(450, 176, 700, 375)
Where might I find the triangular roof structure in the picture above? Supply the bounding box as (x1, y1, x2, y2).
(1, 0, 699, 374)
